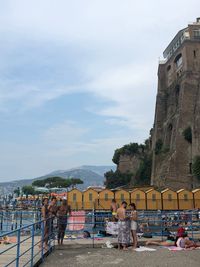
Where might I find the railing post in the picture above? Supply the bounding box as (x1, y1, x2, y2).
(31, 224, 35, 267)
(41, 220, 44, 262)
(16, 228, 21, 267)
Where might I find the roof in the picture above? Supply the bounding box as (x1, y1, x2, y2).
(161, 188, 176, 194)
(130, 188, 146, 193)
(163, 28, 187, 59)
(192, 188, 200, 193)
(177, 189, 190, 193)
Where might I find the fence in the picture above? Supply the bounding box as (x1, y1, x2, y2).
(0, 218, 55, 267)
(1, 209, 200, 267)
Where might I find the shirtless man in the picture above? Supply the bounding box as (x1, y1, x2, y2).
(116, 201, 130, 250)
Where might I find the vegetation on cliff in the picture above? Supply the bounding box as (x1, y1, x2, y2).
(183, 126, 192, 143)
(192, 156, 200, 180)
(112, 143, 145, 164)
(105, 141, 152, 188)
(104, 170, 132, 189)
(134, 154, 152, 185)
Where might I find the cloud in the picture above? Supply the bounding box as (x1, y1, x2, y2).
(42, 120, 89, 147)
(0, 0, 200, 180)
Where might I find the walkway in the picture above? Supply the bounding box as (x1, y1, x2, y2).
(40, 246, 200, 267)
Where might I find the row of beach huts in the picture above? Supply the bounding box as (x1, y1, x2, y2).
(47, 187, 200, 210)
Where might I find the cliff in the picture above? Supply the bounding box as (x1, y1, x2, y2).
(151, 19, 200, 190)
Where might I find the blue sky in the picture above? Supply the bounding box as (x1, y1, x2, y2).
(0, 0, 200, 181)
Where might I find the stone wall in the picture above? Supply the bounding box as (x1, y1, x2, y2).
(151, 36, 200, 190)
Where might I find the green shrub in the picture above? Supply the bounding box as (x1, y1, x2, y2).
(104, 170, 132, 189)
(192, 156, 200, 180)
(155, 139, 163, 155)
(112, 143, 143, 164)
(183, 127, 192, 143)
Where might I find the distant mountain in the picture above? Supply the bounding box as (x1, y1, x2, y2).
(0, 165, 116, 194)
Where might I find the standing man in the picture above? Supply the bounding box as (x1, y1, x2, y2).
(48, 196, 57, 241)
(116, 201, 130, 250)
(57, 199, 71, 245)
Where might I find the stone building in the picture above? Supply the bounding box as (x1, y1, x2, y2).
(151, 18, 200, 190)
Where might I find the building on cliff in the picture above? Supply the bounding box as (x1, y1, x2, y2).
(151, 18, 200, 190)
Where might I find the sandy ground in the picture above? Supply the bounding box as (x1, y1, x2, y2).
(41, 246, 200, 267)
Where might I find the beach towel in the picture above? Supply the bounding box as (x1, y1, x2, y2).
(166, 246, 200, 251)
(68, 211, 85, 231)
(166, 246, 184, 251)
(106, 222, 119, 235)
(134, 246, 156, 252)
(118, 221, 130, 245)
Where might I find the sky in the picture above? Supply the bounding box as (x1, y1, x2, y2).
(0, 0, 200, 182)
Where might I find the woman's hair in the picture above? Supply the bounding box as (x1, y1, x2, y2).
(130, 203, 136, 209)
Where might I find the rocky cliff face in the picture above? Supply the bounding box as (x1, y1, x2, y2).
(151, 21, 200, 190)
(117, 154, 142, 184)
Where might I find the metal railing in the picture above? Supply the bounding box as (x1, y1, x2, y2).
(1, 209, 200, 267)
(0, 218, 55, 267)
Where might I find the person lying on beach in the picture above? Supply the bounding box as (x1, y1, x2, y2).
(0, 236, 11, 245)
(176, 233, 200, 249)
(146, 235, 175, 246)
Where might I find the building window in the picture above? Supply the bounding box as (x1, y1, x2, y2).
(152, 194, 156, 202)
(136, 194, 140, 201)
(121, 194, 124, 201)
(184, 194, 188, 201)
(174, 53, 182, 68)
(193, 30, 200, 39)
(89, 193, 93, 201)
(105, 193, 108, 201)
(167, 65, 171, 71)
(193, 50, 196, 58)
(73, 193, 77, 202)
(168, 194, 172, 201)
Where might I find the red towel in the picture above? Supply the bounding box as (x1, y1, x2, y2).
(68, 211, 85, 231)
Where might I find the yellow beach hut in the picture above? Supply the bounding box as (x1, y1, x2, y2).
(98, 189, 114, 209)
(146, 189, 162, 210)
(83, 188, 98, 209)
(130, 189, 146, 210)
(192, 189, 200, 209)
(161, 188, 178, 210)
(68, 188, 83, 210)
(114, 189, 130, 205)
(177, 189, 194, 210)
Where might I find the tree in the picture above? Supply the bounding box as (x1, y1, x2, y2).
(32, 176, 84, 189)
(14, 187, 20, 197)
(135, 154, 152, 185)
(70, 178, 83, 188)
(104, 170, 132, 189)
(22, 185, 35, 196)
(112, 143, 142, 165)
